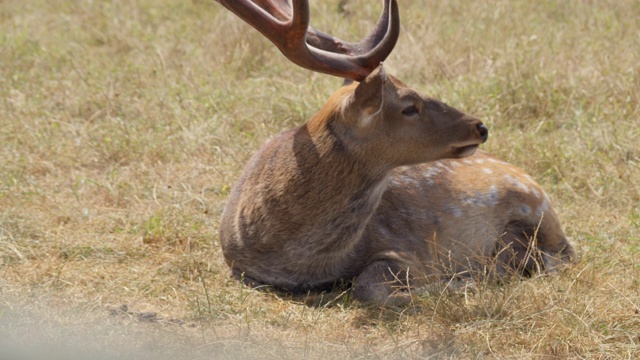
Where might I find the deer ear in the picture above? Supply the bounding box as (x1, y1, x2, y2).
(351, 63, 388, 128)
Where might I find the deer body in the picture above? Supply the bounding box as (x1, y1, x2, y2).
(215, 0, 574, 304)
(219, 71, 575, 304)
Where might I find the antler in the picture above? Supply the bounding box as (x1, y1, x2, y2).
(215, 0, 400, 81)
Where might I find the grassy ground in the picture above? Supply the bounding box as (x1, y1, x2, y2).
(1, 0, 639, 358)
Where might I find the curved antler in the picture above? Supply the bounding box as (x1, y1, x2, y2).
(215, 0, 400, 81)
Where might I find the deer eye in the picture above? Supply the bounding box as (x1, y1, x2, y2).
(401, 105, 419, 116)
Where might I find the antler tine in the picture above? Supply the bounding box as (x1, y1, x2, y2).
(215, 0, 400, 81)
(312, 0, 399, 79)
(251, 0, 395, 56)
(352, 0, 397, 55)
(251, 0, 290, 22)
(305, 0, 395, 56)
(215, 0, 288, 40)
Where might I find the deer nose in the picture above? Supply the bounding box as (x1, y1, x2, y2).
(477, 123, 489, 143)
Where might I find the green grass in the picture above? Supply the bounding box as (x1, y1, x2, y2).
(1, 0, 639, 358)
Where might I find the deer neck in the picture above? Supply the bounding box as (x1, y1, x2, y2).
(278, 116, 391, 253)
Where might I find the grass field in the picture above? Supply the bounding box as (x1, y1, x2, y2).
(1, 0, 639, 358)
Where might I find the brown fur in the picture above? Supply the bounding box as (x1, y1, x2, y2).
(219, 66, 575, 305)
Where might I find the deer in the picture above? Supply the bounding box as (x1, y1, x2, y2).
(215, 0, 575, 305)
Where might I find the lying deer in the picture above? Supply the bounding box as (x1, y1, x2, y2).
(216, 0, 575, 305)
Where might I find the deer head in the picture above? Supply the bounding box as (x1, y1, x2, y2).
(329, 65, 488, 169)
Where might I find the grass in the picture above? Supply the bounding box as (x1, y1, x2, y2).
(1, 0, 639, 358)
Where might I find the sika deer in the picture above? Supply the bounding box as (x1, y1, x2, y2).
(216, 0, 575, 305)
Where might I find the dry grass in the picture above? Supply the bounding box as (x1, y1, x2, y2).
(1, 0, 639, 358)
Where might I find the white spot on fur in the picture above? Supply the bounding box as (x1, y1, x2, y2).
(487, 185, 499, 206)
(483, 168, 493, 174)
(463, 160, 473, 165)
(530, 187, 541, 199)
(475, 159, 485, 164)
(541, 196, 550, 211)
(504, 174, 530, 193)
(520, 204, 532, 216)
(444, 205, 463, 218)
(450, 161, 461, 167)
(460, 185, 499, 208)
(400, 175, 421, 187)
(436, 162, 454, 173)
(535, 195, 551, 217)
(424, 167, 441, 178)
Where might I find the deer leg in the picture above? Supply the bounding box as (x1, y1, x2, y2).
(494, 220, 575, 278)
(352, 259, 411, 306)
(231, 267, 266, 288)
(534, 215, 576, 271)
(493, 222, 540, 278)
